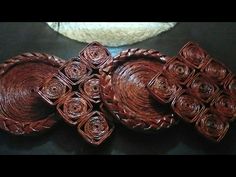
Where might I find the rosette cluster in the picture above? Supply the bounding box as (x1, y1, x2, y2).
(38, 42, 114, 145)
(148, 42, 236, 142)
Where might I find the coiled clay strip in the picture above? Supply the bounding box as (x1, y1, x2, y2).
(148, 42, 235, 142)
(0, 53, 65, 135)
(38, 42, 114, 145)
(100, 48, 177, 132)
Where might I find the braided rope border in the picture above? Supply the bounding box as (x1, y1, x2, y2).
(0, 53, 65, 135)
(100, 48, 176, 131)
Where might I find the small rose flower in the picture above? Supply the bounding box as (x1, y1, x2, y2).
(196, 109, 229, 142)
(180, 42, 208, 68)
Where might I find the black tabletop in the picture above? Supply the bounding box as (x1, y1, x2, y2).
(0, 22, 236, 155)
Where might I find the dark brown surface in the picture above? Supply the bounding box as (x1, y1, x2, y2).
(38, 42, 114, 145)
(148, 42, 236, 142)
(100, 48, 177, 131)
(0, 52, 64, 135)
(0, 22, 236, 154)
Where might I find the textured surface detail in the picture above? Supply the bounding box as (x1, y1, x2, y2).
(100, 48, 178, 131)
(0, 53, 65, 135)
(38, 42, 114, 145)
(148, 42, 236, 142)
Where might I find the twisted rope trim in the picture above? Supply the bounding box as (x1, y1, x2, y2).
(100, 48, 176, 131)
(0, 53, 65, 135)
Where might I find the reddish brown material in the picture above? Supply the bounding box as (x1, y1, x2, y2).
(0, 53, 65, 135)
(38, 75, 72, 105)
(148, 42, 236, 142)
(100, 48, 177, 131)
(224, 75, 236, 99)
(195, 109, 229, 141)
(38, 42, 114, 145)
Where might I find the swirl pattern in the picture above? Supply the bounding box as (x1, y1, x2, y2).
(100, 48, 177, 131)
(57, 92, 92, 125)
(80, 42, 110, 68)
(196, 109, 229, 142)
(179, 42, 209, 68)
(202, 60, 229, 85)
(148, 41, 236, 142)
(211, 94, 236, 120)
(78, 111, 114, 145)
(82, 76, 100, 101)
(188, 74, 219, 103)
(59, 59, 91, 85)
(0, 53, 64, 135)
(164, 57, 195, 84)
(172, 92, 204, 122)
(114, 60, 160, 115)
(39, 76, 71, 105)
(148, 73, 180, 103)
(113, 60, 173, 120)
(37, 42, 114, 145)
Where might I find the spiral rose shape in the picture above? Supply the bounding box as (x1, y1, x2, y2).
(110, 59, 165, 118)
(63, 61, 88, 83)
(196, 110, 229, 141)
(41, 77, 67, 101)
(0, 53, 64, 135)
(213, 94, 236, 119)
(77, 111, 112, 145)
(84, 114, 109, 141)
(189, 75, 218, 103)
(149, 74, 179, 103)
(83, 77, 100, 100)
(61, 94, 91, 124)
(180, 42, 208, 68)
(166, 59, 194, 84)
(173, 93, 204, 122)
(81, 43, 109, 66)
(203, 60, 228, 84)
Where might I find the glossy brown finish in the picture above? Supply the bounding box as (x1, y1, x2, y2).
(163, 57, 196, 85)
(148, 72, 182, 104)
(195, 109, 229, 142)
(148, 42, 236, 142)
(0, 53, 65, 135)
(38, 75, 72, 105)
(38, 42, 114, 146)
(179, 42, 209, 69)
(171, 90, 205, 123)
(100, 48, 177, 132)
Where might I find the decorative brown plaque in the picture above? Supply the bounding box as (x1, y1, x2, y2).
(0, 53, 65, 135)
(148, 42, 235, 142)
(38, 42, 114, 145)
(100, 48, 178, 132)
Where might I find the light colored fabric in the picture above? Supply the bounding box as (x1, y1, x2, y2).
(47, 22, 176, 47)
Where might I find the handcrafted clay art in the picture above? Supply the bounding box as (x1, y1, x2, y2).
(0, 40, 234, 145)
(0, 53, 65, 135)
(100, 48, 178, 132)
(148, 42, 236, 142)
(38, 42, 114, 145)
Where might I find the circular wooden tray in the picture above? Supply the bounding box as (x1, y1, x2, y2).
(100, 48, 178, 132)
(0, 53, 65, 135)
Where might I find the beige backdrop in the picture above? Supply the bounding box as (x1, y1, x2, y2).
(47, 22, 177, 47)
